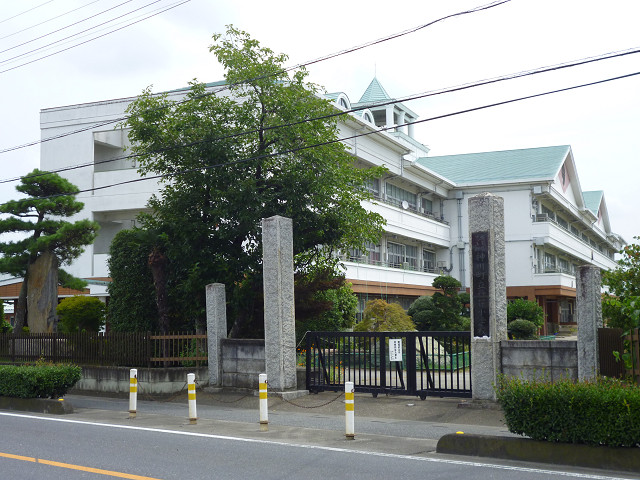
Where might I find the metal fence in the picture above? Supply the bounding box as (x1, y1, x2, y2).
(304, 331, 471, 399)
(0, 332, 207, 368)
(598, 327, 625, 379)
(626, 328, 640, 385)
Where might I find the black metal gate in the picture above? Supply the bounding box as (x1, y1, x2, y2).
(305, 331, 471, 398)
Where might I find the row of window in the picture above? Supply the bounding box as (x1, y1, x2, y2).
(347, 241, 439, 273)
(537, 204, 614, 259)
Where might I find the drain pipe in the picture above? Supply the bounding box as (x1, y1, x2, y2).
(456, 192, 466, 290)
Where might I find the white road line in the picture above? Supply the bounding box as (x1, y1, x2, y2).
(0, 411, 631, 480)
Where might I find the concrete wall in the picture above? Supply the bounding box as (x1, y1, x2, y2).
(72, 366, 209, 396)
(221, 339, 265, 389)
(501, 340, 578, 382)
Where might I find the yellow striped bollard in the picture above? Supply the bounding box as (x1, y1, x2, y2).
(259, 373, 268, 426)
(345, 381, 355, 439)
(187, 373, 197, 424)
(129, 369, 137, 419)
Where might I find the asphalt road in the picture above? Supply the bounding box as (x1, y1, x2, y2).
(1, 411, 637, 480)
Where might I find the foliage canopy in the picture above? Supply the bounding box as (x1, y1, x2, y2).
(407, 276, 470, 331)
(56, 296, 106, 333)
(114, 26, 385, 335)
(602, 237, 640, 331)
(354, 299, 415, 332)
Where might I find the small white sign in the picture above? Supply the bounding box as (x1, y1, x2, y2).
(389, 339, 403, 362)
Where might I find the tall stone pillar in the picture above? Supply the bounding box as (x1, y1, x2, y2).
(576, 265, 602, 381)
(205, 283, 227, 386)
(262, 215, 297, 391)
(468, 193, 508, 401)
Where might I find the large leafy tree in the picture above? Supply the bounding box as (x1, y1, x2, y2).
(603, 237, 640, 331)
(116, 26, 385, 336)
(0, 169, 99, 332)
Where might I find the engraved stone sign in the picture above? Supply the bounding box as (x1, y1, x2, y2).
(471, 231, 490, 338)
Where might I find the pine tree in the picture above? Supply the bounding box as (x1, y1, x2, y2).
(0, 169, 99, 332)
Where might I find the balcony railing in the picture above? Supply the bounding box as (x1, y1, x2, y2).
(370, 194, 449, 225)
(532, 214, 614, 260)
(344, 255, 442, 274)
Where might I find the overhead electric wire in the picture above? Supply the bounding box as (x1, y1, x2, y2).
(0, 0, 191, 74)
(2, 43, 639, 186)
(3, 67, 639, 208)
(0, 0, 135, 55)
(0, 0, 511, 153)
(0, 0, 100, 41)
(0, 0, 163, 62)
(0, 0, 56, 25)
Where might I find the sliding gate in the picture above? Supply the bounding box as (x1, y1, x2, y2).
(305, 331, 471, 398)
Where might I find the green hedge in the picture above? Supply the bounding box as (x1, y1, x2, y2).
(496, 376, 640, 447)
(0, 364, 82, 399)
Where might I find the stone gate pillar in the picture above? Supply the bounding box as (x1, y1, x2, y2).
(206, 283, 227, 386)
(576, 265, 602, 381)
(468, 193, 508, 401)
(262, 215, 297, 391)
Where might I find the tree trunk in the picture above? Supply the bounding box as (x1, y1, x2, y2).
(148, 247, 170, 334)
(26, 251, 59, 333)
(13, 276, 28, 333)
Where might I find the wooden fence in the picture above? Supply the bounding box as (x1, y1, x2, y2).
(0, 332, 207, 368)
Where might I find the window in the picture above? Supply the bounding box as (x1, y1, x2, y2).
(541, 205, 555, 220)
(558, 258, 569, 273)
(544, 253, 556, 271)
(423, 250, 436, 272)
(339, 98, 348, 109)
(364, 178, 380, 197)
(348, 242, 380, 264)
(387, 242, 404, 267)
(556, 215, 569, 230)
(421, 198, 433, 214)
(386, 183, 417, 210)
(405, 245, 418, 269)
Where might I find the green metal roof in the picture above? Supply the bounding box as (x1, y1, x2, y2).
(416, 145, 571, 185)
(582, 190, 604, 216)
(358, 77, 391, 104)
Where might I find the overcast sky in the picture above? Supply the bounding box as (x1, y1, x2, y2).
(1, 0, 638, 244)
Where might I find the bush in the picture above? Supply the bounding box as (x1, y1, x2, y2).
(0, 318, 12, 334)
(507, 298, 544, 329)
(57, 296, 106, 333)
(496, 376, 640, 447)
(354, 299, 415, 332)
(0, 364, 82, 399)
(508, 319, 538, 339)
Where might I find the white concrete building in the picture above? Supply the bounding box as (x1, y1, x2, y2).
(26, 77, 623, 334)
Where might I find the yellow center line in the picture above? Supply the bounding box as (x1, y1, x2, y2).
(0, 451, 162, 480)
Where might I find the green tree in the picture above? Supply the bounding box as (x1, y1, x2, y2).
(603, 237, 640, 331)
(0, 170, 98, 332)
(117, 26, 385, 336)
(107, 229, 159, 332)
(354, 299, 415, 332)
(295, 270, 357, 341)
(407, 276, 469, 331)
(56, 296, 106, 333)
(507, 298, 544, 329)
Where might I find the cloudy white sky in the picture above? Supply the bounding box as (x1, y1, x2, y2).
(1, 0, 639, 244)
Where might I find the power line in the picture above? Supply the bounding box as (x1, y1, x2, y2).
(0, 0, 191, 74)
(0, 0, 100, 41)
(0, 0, 512, 153)
(5, 67, 639, 207)
(2, 44, 638, 185)
(0, 0, 135, 55)
(0, 0, 56, 25)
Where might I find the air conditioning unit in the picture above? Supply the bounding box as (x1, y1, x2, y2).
(402, 262, 410, 269)
(536, 213, 549, 222)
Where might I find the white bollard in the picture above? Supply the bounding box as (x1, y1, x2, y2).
(187, 373, 197, 424)
(259, 373, 268, 425)
(129, 369, 137, 419)
(345, 381, 355, 439)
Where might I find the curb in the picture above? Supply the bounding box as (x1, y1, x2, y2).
(0, 396, 74, 415)
(437, 433, 640, 474)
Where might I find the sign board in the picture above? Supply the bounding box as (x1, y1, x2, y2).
(389, 339, 403, 362)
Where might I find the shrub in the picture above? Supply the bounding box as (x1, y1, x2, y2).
(0, 318, 12, 334)
(354, 299, 415, 332)
(57, 296, 106, 333)
(0, 364, 82, 399)
(507, 298, 544, 329)
(496, 376, 640, 447)
(508, 319, 538, 339)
